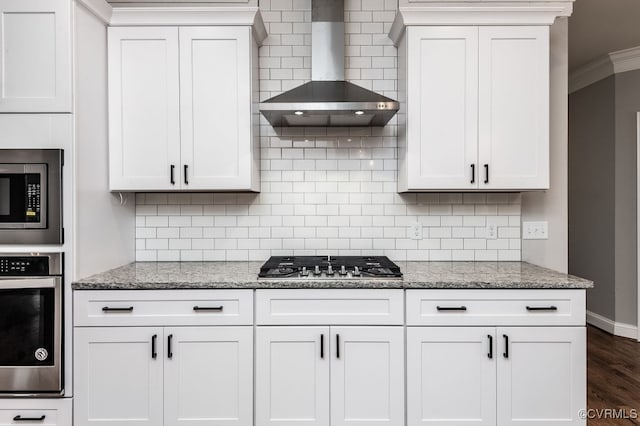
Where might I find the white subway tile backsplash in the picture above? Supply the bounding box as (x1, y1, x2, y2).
(134, 0, 522, 263)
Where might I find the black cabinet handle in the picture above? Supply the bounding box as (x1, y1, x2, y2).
(336, 334, 340, 359)
(487, 334, 493, 359)
(436, 306, 467, 311)
(168, 334, 173, 359)
(184, 165, 189, 185)
(151, 334, 158, 359)
(102, 306, 133, 313)
(503, 334, 509, 359)
(470, 164, 475, 184)
(484, 164, 489, 184)
(320, 334, 324, 359)
(13, 416, 46, 422)
(170, 165, 176, 185)
(193, 306, 224, 312)
(526, 306, 558, 311)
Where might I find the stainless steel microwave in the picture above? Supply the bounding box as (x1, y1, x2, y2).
(0, 149, 63, 244)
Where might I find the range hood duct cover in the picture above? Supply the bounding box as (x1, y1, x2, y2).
(259, 0, 399, 127)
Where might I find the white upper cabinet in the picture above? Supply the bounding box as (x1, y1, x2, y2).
(397, 25, 550, 192)
(405, 26, 478, 190)
(109, 24, 260, 192)
(108, 27, 181, 191)
(478, 26, 549, 190)
(0, 0, 71, 112)
(179, 27, 256, 191)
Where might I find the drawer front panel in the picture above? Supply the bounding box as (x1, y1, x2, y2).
(406, 289, 585, 326)
(74, 290, 253, 326)
(256, 289, 404, 325)
(0, 398, 71, 425)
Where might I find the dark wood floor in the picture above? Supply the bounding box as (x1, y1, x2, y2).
(587, 325, 640, 425)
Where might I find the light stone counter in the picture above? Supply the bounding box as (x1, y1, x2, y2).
(72, 261, 593, 290)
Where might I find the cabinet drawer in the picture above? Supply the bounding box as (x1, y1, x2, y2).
(74, 290, 253, 326)
(256, 289, 404, 325)
(406, 289, 585, 326)
(0, 398, 71, 425)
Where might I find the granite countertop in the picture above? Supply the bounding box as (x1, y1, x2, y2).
(72, 261, 593, 290)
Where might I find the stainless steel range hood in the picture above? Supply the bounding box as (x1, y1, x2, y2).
(259, 0, 399, 127)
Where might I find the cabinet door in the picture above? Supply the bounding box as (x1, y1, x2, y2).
(164, 327, 253, 426)
(406, 27, 478, 190)
(179, 27, 254, 190)
(74, 327, 164, 426)
(497, 327, 586, 425)
(330, 327, 404, 426)
(108, 27, 181, 191)
(255, 327, 330, 426)
(0, 0, 71, 112)
(406, 327, 496, 426)
(478, 26, 549, 190)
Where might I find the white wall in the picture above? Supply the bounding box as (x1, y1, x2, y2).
(522, 18, 569, 272)
(75, 2, 135, 278)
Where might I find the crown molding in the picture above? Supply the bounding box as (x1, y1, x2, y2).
(388, 3, 573, 45)
(76, 0, 113, 24)
(610, 45, 640, 74)
(569, 45, 640, 94)
(568, 56, 613, 94)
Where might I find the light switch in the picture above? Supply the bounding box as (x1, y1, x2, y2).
(523, 221, 548, 239)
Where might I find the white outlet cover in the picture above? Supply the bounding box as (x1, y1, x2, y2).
(410, 222, 423, 240)
(486, 224, 498, 240)
(523, 221, 548, 240)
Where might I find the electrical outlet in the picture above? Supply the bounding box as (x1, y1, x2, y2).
(410, 222, 423, 240)
(523, 221, 548, 240)
(486, 224, 498, 240)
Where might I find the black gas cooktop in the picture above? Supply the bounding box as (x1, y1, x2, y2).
(258, 256, 403, 279)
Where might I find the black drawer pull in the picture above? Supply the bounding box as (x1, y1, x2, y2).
(320, 334, 324, 359)
(484, 164, 489, 184)
(168, 334, 173, 359)
(526, 306, 558, 311)
(487, 334, 493, 359)
(193, 306, 224, 312)
(102, 306, 134, 312)
(13, 416, 46, 422)
(470, 164, 475, 184)
(336, 334, 340, 359)
(436, 306, 467, 311)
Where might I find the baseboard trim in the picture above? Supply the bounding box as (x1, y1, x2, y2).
(586, 310, 638, 340)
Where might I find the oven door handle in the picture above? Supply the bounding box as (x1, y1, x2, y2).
(0, 277, 57, 289)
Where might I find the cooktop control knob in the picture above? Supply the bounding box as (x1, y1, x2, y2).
(339, 265, 348, 276)
(313, 265, 321, 276)
(353, 266, 361, 277)
(327, 265, 334, 276)
(301, 267, 309, 277)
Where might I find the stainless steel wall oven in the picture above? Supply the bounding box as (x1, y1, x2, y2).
(0, 149, 63, 244)
(0, 253, 63, 395)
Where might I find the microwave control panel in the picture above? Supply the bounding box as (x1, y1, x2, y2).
(0, 256, 49, 275)
(25, 173, 41, 222)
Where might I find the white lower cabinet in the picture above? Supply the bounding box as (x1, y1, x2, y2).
(255, 326, 404, 426)
(0, 398, 72, 425)
(74, 326, 253, 426)
(407, 327, 497, 425)
(74, 327, 164, 426)
(496, 327, 586, 426)
(407, 326, 586, 426)
(255, 327, 330, 426)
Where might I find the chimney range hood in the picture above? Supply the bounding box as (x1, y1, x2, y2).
(259, 0, 399, 127)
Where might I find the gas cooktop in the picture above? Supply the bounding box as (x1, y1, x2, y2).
(258, 256, 403, 279)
